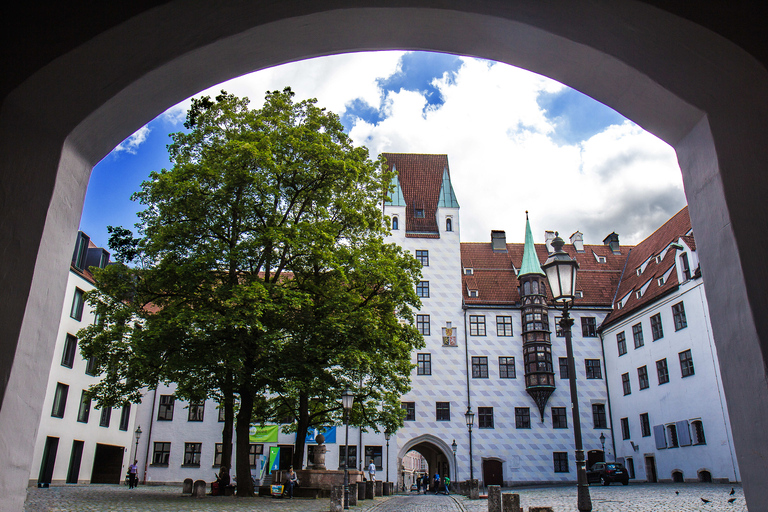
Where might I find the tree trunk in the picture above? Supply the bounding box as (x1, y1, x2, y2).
(293, 391, 310, 469)
(235, 362, 256, 497)
(220, 370, 234, 483)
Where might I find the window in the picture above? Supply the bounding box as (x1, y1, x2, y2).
(692, 420, 706, 445)
(446, 217, 452, 231)
(559, 357, 569, 379)
(581, 317, 597, 337)
(183, 443, 202, 466)
(472, 356, 488, 378)
(496, 316, 513, 336)
(402, 402, 415, 421)
(158, 395, 175, 421)
(650, 313, 664, 340)
(416, 314, 430, 336)
(188, 402, 204, 421)
(616, 332, 627, 356)
(679, 349, 695, 377)
(99, 407, 111, 427)
(469, 315, 486, 336)
(553, 452, 569, 473)
(152, 442, 171, 465)
(680, 253, 691, 280)
(640, 413, 651, 437)
(218, 406, 226, 422)
(416, 281, 430, 298)
(632, 323, 644, 348)
(365, 446, 383, 470)
(666, 424, 679, 448)
(214, 443, 224, 466)
(415, 208, 425, 218)
(339, 445, 357, 469)
(249, 444, 263, 467)
(554, 317, 564, 337)
(621, 417, 630, 440)
(552, 407, 567, 429)
(51, 383, 68, 418)
(672, 302, 687, 330)
(656, 358, 669, 384)
(61, 334, 77, 368)
(478, 407, 494, 429)
(77, 391, 90, 423)
(73, 232, 89, 270)
(464, 267, 473, 275)
(119, 404, 131, 431)
(85, 355, 98, 376)
(523, 308, 549, 331)
(469, 290, 478, 298)
(585, 359, 602, 379)
(592, 404, 607, 429)
(638, 366, 649, 389)
(436, 402, 450, 421)
(392, 216, 398, 230)
(508, 408, 529, 430)
(70, 288, 85, 321)
(417, 353, 431, 375)
(622, 373, 631, 395)
(415, 250, 429, 266)
(499, 357, 516, 378)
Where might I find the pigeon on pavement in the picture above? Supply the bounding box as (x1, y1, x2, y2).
(728, 498, 737, 504)
(730, 488, 736, 495)
(701, 498, 711, 503)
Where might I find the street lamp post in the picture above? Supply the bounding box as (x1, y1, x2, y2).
(451, 439, 457, 484)
(385, 431, 391, 484)
(342, 389, 355, 510)
(133, 426, 142, 462)
(542, 233, 592, 512)
(600, 432, 606, 460)
(464, 407, 475, 482)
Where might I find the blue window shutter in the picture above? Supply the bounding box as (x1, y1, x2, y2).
(653, 425, 667, 449)
(677, 420, 692, 446)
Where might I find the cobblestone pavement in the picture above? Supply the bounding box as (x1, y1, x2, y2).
(25, 483, 747, 511)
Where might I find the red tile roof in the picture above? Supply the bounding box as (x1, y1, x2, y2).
(602, 207, 692, 326)
(382, 153, 448, 237)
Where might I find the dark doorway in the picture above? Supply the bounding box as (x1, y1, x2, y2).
(644, 456, 657, 483)
(278, 445, 294, 470)
(482, 459, 503, 486)
(38, 436, 59, 487)
(91, 444, 125, 484)
(699, 470, 712, 483)
(587, 450, 604, 469)
(66, 440, 84, 484)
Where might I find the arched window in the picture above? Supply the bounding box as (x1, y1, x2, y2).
(392, 216, 398, 230)
(446, 217, 452, 231)
(532, 281, 539, 294)
(523, 281, 531, 296)
(691, 420, 706, 445)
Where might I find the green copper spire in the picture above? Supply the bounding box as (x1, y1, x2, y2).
(437, 168, 460, 208)
(385, 168, 405, 206)
(519, 211, 545, 276)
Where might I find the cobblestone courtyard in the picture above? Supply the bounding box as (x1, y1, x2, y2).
(25, 483, 747, 511)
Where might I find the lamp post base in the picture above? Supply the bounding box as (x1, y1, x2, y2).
(575, 449, 592, 512)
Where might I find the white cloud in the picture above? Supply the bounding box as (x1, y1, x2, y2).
(114, 125, 151, 154)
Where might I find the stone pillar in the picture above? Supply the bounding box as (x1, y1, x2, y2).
(375, 480, 383, 496)
(365, 480, 374, 499)
(488, 485, 501, 512)
(529, 508, 553, 512)
(469, 479, 480, 500)
(503, 493, 521, 512)
(330, 485, 343, 512)
(192, 480, 206, 498)
(182, 478, 193, 494)
(383, 482, 391, 495)
(348, 483, 357, 506)
(358, 481, 366, 500)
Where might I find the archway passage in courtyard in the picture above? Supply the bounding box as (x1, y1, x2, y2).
(398, 435, 455, 492)
(3, 2, 768, 510)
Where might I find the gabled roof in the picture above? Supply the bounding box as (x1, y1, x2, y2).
(382, 153, 451, 237)
(602, 207, 693, 327)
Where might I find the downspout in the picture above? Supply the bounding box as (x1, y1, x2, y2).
(142, 387, 157, 484)
(463, 300, 471, 411)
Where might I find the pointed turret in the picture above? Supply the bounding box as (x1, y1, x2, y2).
(385, 168, 406, 206)
(437, 168, 459, 208)
(519, 212, 556, 420)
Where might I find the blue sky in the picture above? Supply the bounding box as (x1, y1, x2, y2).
(82, 51, 685, 251)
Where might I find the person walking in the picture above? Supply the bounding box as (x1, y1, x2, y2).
(433, 473, 440, 494)
(128, 460, 138, 489)
(286, 467, 298, 499)
(368, 459, 376, 481)
(443, 475, 451, 495)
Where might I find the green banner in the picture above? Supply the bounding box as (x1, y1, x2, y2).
(249, 425, 279, 443)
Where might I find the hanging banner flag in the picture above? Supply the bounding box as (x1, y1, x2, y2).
(268, 446, 281, 472)
(304, 426, 337, 444)
(249, 425, 279, 443)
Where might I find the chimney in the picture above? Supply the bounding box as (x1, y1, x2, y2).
(570, 231, 584, 252)
(603, 232, 621, 254)
(545, 231, 556, 253)
(491, 230, 507, 252)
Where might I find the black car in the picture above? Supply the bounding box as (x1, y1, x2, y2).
(587, 462, 629, 485)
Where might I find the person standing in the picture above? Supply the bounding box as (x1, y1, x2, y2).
(286, 467, 298, 499)
(128, 460, 138, 489)
(368, 459, 376, 481)
(433, 473, 440, 494)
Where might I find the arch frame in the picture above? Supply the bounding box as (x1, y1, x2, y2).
(397, 433, 457, 480)
(2, 2, 768, 509)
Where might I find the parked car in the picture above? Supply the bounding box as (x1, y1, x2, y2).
(587, 462, 629, 485)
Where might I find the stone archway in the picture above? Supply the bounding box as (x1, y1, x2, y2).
(3, 2, 768, 509)
(398, 434, 457, 490)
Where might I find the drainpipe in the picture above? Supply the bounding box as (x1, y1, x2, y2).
(598, 332, 618, 462)
(142, 387, 157, 484)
